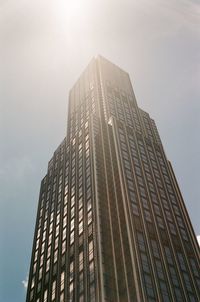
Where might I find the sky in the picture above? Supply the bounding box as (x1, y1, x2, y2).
(0, 0, 200, 301)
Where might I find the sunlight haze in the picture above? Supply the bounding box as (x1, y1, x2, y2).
(0, 0, 200, 301)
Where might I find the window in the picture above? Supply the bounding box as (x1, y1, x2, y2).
(79, 221, 83, 235)
(190, 258, 199, 278)
(144, 209, 152, 222)
(71, 206, 75, 218)
(62, 238, 67, 253)
(164, 246, 173, 265)
(175, 288, 183, 301)
(165, 211, 173, 222)
(31, 276, 35, 289)
(88, 240, 94, 262)
(141, 253, 150, 273)
(63, 216, 67, 228)
(137, 232, 146, 252)
(79, 208, 83, 221)
(155, 260, 165, 280)
(90, 282, 96, 301)
(70, 218, 75, 231)
(151, 240, 160, 258)
(79, 250, 84, 271)
(144, 274, 155, 298)
(157, 216, 164, 229)
(183, 272, 192, 291)
(51, 280, 56, 300)
(169, 223, 176, 235)
(89, 261, 95, 283)
(69, 261, 74, 282)
(79, 272, 84, 293)
(87, 210, 92, 225)
(46, 258, 50, 272)
(39, 267, 43, 280)
(60, 271, 65, 291)
(169, 267, 179, 287)
(55, 237, 59, 249)
(62, 227, 66, 240)
(87, 199, 92, 211)
(60, 292, 64, 302)
(44, 289, 48, 302)
(69, 281, 74, 300)
(154, 204, 161, 215)
(70, 231, 74, 245)
(180, 228, 188, 241)
(54, 249, 58, 263)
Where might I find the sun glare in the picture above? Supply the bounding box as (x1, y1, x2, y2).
(56, 0, 87, 29)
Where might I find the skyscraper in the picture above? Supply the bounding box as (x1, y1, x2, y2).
(26, 56, 200, 302)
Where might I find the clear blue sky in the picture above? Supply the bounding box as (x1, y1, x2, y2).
(0, 0, 200, 301)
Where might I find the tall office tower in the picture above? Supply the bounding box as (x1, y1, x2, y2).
(26, 56, 200, 302)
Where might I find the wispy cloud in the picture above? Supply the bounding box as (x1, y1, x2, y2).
(22, 275, 28, 289)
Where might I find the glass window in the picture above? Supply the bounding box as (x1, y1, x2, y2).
(61, 271, 65, 291)
(51, 280, 56, 300)
(88, 240, 94, 262)
(89, 261, 95, 283)
(60, 292, 64, 302)
(79, 250, 84, 271)
(79, 272, 84, 293)
(70, 231, 74, 245)
(79, 221, 83, 235)
(88, 210, 92, 225)
(44, 289, 48, 302)
(69, 281, 74, 299)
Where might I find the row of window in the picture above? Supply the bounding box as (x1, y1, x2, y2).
(69, 93, 95, 138)
(117, 127, 198, 301)
(107, 93, 142, 133)
(29, 125, 95, 301)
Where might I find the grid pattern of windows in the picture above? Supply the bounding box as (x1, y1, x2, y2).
(106, 84, 142, 133)
(27, 56, 200, 302)
(137, 232, 156, 301)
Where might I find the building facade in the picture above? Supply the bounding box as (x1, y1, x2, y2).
(26, 56, 200, 302)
